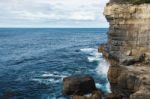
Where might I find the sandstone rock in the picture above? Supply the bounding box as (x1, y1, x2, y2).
(121, 54, 145, 66)
(130, 89, 150, 99)
(63, 75, 96, 96)
(104, 4, 150, 62)
(108, 66, 122, 84)
(91, 91, 102, 99)
(98, 44, 106, 53)
(126, 50, 132, 56)
(105, 93, 123, 99)
(103, 2, 150, 99)
(145, 52, 150, 61)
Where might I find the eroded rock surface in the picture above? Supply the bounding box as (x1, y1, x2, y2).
(104, 3, 150, 61)
(102, 2, 150, 99)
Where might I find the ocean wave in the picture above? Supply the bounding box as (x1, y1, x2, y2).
(96, 83, 111, 93)
(81, 47, 111, 93)
(80, 48, 97, 53)
(31, 71, 70, 85)
(81, 47, 109, 77)
(96, 59, 109, 77)
(95, 57, 111, 93)
(80, 48, 102, 62)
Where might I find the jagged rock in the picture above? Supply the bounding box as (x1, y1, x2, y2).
(121, 55, 145, 66)
(130, 90, 150, 99)
(91, 91, 102, 99)
(145, 52, 150, 61)
(107, 64, 150, 98)
(63, 75, 97, 96)
(103, 3, 150, 98)
(98, 44, 106, 53)
(105, 93, 123, 99)
(104, 3, 150, 61)
(126, 50, 132, 56)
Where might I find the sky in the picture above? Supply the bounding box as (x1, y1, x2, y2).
(0, 0, 109, 28)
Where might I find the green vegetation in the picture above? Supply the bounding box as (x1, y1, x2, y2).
(125, 0, 150, 4)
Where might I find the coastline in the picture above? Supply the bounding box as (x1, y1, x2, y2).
(101, 1, 150, 99)
(63, 1, 150, 99)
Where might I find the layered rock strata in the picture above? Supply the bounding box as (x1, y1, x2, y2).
(102, 2, 150, 99)
(104, 3, 150, 62)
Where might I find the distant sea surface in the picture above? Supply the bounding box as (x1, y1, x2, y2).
(0, 28, 110, 99)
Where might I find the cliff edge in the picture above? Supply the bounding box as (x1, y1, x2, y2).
(101, 1, 150, 99)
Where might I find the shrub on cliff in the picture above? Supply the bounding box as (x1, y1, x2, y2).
(110, 0, 150, 4)
(125, 0, 150, 4)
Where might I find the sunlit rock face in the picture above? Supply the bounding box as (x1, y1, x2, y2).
(103, 2, 150, 99)
(104, 3, 150, 61)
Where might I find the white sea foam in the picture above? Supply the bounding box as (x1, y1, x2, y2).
(96, 83, 111, 93)
(31, 71, 69, 84)
(96, 59, 109, 76)
(95, 57, 111, 93)
(88, 57, 98, 62)
(80, 48, 102, 62)
(81, 47, 111, 93)
(41, 73, 67, 78)
(80, 48, 97, 53)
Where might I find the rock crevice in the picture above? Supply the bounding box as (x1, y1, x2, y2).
(102, 2, 150, 99)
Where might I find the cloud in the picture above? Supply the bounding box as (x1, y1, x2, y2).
(69, 11, 96, 21)
(0, 0, 109, 27)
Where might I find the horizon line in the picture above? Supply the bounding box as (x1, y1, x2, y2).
(0, 27, 108, 29)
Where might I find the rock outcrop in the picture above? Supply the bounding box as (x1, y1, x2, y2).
(104, 3, 150, 62)
(63, 75, 102, 99)
(63, 75, 97, 95)
(102, 1, 150, 99)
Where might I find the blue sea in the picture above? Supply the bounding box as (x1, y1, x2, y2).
(0, 28, 110, 99)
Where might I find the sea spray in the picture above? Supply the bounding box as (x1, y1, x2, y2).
(96, 59, 111, 93)
(80, 48, 111, 93)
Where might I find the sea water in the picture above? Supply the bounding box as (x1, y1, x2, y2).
(0, 28, 110, 99)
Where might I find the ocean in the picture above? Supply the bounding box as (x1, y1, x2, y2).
(0, 28, 110, 99)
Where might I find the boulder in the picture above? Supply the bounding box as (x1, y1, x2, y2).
(63, 75, 97, 96)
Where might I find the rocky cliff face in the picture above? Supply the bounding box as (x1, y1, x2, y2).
(102, 2, 150, 99)
(104, 3, 150, 62)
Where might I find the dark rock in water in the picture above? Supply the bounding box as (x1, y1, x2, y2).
(63, 75, 97, 96)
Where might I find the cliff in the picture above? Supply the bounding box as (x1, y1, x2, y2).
(102, 1, 150, 99)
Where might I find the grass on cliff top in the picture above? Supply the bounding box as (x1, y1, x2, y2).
(126, 0, 150, 4)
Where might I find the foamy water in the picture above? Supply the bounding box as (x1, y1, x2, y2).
(31, 71, 70, 85)
(80, 48, 111, 93)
